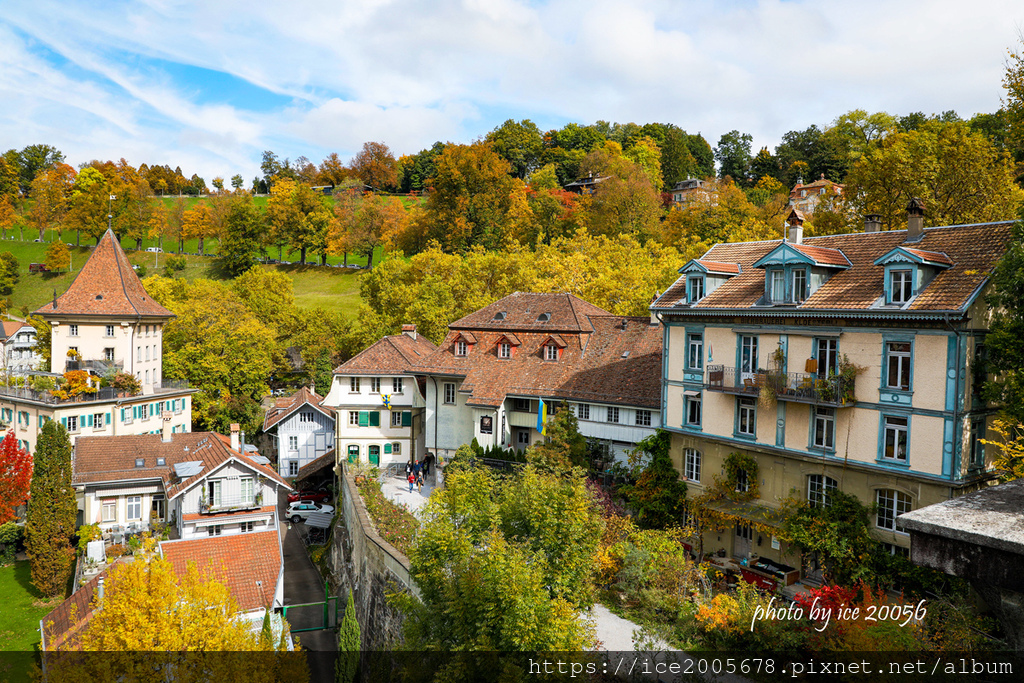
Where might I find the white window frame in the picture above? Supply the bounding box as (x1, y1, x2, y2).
(105, 325, 115, 337)
(498, 342, 511, 359)
(350, 377, 360, 393)
(883, 415, 909, 462)
(688, 276, 704, 303)
(349, 411, 358, 426)
(770, 269, 786, 303)
(890, 269, 913, 304)
(101, 498, 116, 523)
(812, 407, 835, 450)
(544, 344, 558, 361)
(443, 383, 456, 405)
(687, 333, 703, 370)
(299, 411, 314, 423)
(126, 495, 142, 520)
(635, 409, 651, 427)
(370, 377, 381, 393)
(391, 411, 402, 427)
(886, 342, 912, 391)
(737, 397, 756, 436)
(288, 461, 299, 476)
(792, 268, 807, 302)
(876, 489, 911, 532)
(288, 435, 299, 450)
(606, 406, 619, 424)
(69, 324, 79, 337)
(684, 448, 701, 483)
(686, 394, 702, 427)
(578, 403, 590, 420)
(104, 347, 115, 361)
(807, 474, 837, 508)
(240, 477, 254, 504)
(455, 340, 467, 357)
(67, 415, 78, 432)
(393, 377, 404, 394)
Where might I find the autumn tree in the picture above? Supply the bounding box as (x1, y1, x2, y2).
(350, 141, 398, 191)
(0, 431, 31, 524)
(25, 420, 76, 597)
(486, 119, 544, 179)
(578, 142, 663, 240)
(0, 196, 15, 240)
(983, 219, 1024, 422)
(317, 152, 349, 187)
(328, 190, 405, 269)
(65, 166, 112, 245)
(266, 179, 330, 263)
(218, 192, 266, 277)
(181, 203, 215, 254)
(28, 163, 76, 240)
(0, 251, 19, 295)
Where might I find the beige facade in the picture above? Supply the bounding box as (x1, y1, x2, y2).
(53, 319, 164, 388)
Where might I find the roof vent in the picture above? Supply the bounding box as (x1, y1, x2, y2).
(537, 313, 550, 322)
(621, 350, 630, 358)
(95, 294, 103, 300)
(156, 457, 165, 466)
(134, 458, 144, 468)
(621, 318, 628, 330)
(493, 311, 506, 321)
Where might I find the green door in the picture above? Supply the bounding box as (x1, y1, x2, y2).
(368, 445, 380, 466)
(347, 445, 359, 464)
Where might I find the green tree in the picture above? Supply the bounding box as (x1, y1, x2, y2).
(486, 119, 544, 179)
(25, 420, 77, 597)
(620, 430, 688, 529)
(16, 143, 65, 192)
(780, 490, 878, 585)
(715, 130, 753, 184)
(230, 174, 245, 191)
(1005, 38, 1024, 175)
(984, 218, 1024, 421)
(218, 193, 265, 276)
(313, 348, 334, 396)
(528, 402, 587, 470)
(336, 589, 360, 683)
(65, 166, 111, 245)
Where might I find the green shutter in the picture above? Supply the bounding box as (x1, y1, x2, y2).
(383, 443, 392, 454)
(401, 411, 412, 427)
(61, 417, 67, 429)
(358, 411, 369, 427)
(87, 414, 93, 427)
(369, 411, 380, 427)
(133, 406, 139, 419)
(106, 413, 111, 425)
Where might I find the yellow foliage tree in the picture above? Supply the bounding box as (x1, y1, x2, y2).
(0, 195, 15, 239)
(181, 203, 215, 255)
(981, 418, 1024, 482)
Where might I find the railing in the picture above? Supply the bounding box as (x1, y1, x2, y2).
(199, 494, 263, 514)
(65, 359, 124, 374)
(706, 365, 855, 407)
(0, 379, 191, 405)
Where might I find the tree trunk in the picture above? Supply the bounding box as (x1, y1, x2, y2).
(367, 249, 374, 270)
(136, 239, 142, 250)
(38, 227, 45, 242)
(76, 230, 80, 247)
(198, 238, 204, 255)
(300, 246, 307, 265)
(343, 252, 348, 266)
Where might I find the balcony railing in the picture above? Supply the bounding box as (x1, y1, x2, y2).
(0, 379, 191, 405)
(706, 365, 855, 407)
(199, 493, 264, 514)
(65, 359, 124, 374)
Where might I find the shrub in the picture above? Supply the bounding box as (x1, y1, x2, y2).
(358, 478, 417, 556)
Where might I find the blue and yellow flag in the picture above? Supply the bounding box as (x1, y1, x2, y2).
(536, 399, 547, 435)
(381, 394, 392, 410)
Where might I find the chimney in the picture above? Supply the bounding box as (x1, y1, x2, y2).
(621, 318, 628, 330)
(161, 415, 172, 442)
(864, 214, 882, 233)
(97, 578, 105, 603)
(906, 197, 925, 242)
(786, 208, 804, 244)
(230, 423, 240, 452)
(401, 324, 417, 340)
(240, 431, 246, 451)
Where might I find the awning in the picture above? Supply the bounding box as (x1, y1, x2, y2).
(703, 499, 785, 528)
(683, 390, 701, 397)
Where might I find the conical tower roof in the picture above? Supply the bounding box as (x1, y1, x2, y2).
(34, 230, 174, 319)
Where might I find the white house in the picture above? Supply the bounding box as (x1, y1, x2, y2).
(406, 293, 663, 462)
(0, 229, 193, 453)
(262, 386, 335, 477)
(323, 325, 436, 467)
(1, 321, 41, 376)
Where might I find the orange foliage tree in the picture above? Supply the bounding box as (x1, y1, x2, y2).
(0, 431, 31, 524)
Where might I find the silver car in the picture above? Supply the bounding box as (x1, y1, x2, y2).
(286, 501, 334, 524)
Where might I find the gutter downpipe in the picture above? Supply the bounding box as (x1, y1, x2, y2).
(943, 312, 962, 499)
(431, 376, 439, 458)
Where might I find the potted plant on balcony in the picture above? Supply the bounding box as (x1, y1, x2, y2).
(111, 372, 142, 397)
(199, 490, 210, 513)
(50, 370, 98, 401)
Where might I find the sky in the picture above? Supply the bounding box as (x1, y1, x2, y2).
(1, 0, 1021, 185)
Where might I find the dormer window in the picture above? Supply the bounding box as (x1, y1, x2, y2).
(890, 269, 913, 304)
(455, 340, 467, 357)
(499, 342, 511, 359)
(792, 269, 807, 302)
(687, 276, 704, 303)
(769, 270, 785, 303)
(544, 344, 558, 361)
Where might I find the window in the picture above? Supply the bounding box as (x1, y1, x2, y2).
(517, 430, 530, 446)
(687, 276, 704, 303)
(970, 419, 986, 468)
(740, 335, 758, 378)
(687, 333, 703, 370)
(882, 542, 909, 557)
(807, 474, 837, 508)
(93, 412, 105, 429)
(498, 342, 511, 359)
(208, 481, 222, 507)
(606, 406, 619, 424)
(146, 345, 151, 361)
(684, 448, 701, 483)
(812, 407, 835, 449)
(67, 415, 78, 432)
(876, 489, 911, 532)
(137, 346, 142, 362)
(685, 394, 702, 427)
(105, 325, 114, 337)
(816, 338, 837, 378)
(69, 324, 78, 337)
(299, 411, 314, 423)
(240, 521, 254, 532)
(885, 342, 912, 391)
(392, 442, 402, 455)
(578, 403, 590, 420)
(350, 377, 360, 393)
(882, 415, 909, 462)
(348, 411, 359, 426)
(104, 347, 115, 361)
(734, 468, 750, 493)
(737, 397, 756, 437)
(208, 524, 223, 537)
(288, 435, 298, 450)
(455, 340, 468, 357)
(126, 496, 142, 520)
(139, 404, 149, 420)
(392, 411, 402, 427)
(393, 377, 404, 394)
(769, 270, 785, 302)
(370, 377, 381, 393)
(241, 478, 253, 503)
(289, 461, 299, 476)
(635, 409, 651, 427)
(792, 269, 807, 302)
(513, 398, 530, 412)
(890, 269, 913, 304)
(101, 499, 116, 523)
(544, 344, 558, 361)
(145, 370, 150, 384)
(444, 383, 457, 404)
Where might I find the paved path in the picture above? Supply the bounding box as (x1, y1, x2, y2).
(379, 468, 439, 515)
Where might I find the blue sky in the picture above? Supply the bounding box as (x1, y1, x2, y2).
(0, 0, 1021, 184)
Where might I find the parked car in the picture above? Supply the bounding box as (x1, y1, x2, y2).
(287, 489, 331, 504)
(286, 501, 334, 523)
(145, 247, 163, 253)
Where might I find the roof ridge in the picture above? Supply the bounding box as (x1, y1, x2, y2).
(108, 229, 141, 317)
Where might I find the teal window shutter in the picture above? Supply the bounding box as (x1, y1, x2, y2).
(401, 411, 412, 427)
(358, 411, 369, 427)
(87, 414, 93, 427)
(61, 417, 67, 429)
(106, 413, 111, 425)
(369, 411, 380, 427)
(133, 406, 139, 419)
(384, 443, 392, 454)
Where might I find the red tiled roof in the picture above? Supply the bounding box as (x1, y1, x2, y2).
(903, 247, 953, 266)
(34, 229, 174, 319)
(334, 332, 438, 375)
(791, 243, 851, 267)
(654, 222, 1016, 312)
(450, 292, 610, 332)
(262, 386, 333, 431)
(160, 529, 282, 613)
(72, 432, 291, 497)
(697, 260, 741, 274)
(1, 321, 25, 338)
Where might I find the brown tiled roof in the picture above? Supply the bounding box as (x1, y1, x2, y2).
(790, 243, 851, 267)
(160, 529, 282, 613)
(450, 292, 610, 332)
(72, 432, 290, 497)
(41, 558, 130, 651)
(262, 386, 333, 431)
(296, 449, 336, 481)
(697, 260, 741, 274)
(654, 222, 1016, 313)
(34, 229, 173, 319)
(334, 333, 437, 375)
(902, 247, 953, 266)
(409, 313, 662, 409)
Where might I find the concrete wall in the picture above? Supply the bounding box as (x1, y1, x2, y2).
(327, 469, 417, 651)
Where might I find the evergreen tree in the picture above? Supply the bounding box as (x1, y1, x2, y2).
(620, 430, 688, 529)
(25, 420, 77, 597)
(313, 348, 334, 396)
(336, 589, 361, 683)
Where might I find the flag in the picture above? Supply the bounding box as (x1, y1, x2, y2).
(109, 194, 116, 200)
(536, 399, 547, 436)
(381, 394, 391, 410)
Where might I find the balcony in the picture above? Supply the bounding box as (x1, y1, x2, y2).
(706, 365, 855, 407)
(65, 359, 124, 374)
(199, 493, 264, 514)
(0, 379, 191, 406)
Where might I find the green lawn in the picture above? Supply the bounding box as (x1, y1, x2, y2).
(0, 561, 59, 652)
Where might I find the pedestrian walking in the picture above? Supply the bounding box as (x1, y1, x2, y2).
(416, 468, 424, 492)
(407, 472, 415, 493)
